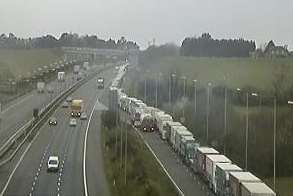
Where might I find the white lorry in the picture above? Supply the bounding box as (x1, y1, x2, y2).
(37, 82, 45, 93)
(58, 72, 65, 82)
(156, 114, 173, 140)
(73, 65, 80, 74)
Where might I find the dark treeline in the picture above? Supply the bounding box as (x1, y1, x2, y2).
(139, 43, 180, 67)
(0, 33, 139, 50)
(180, 33, 256, 57)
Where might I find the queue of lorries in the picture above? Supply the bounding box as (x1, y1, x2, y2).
(110, 64, 276, 196)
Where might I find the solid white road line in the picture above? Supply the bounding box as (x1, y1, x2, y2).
(0, 131, 40, 196)
(135, 129, 185, 196)
(83, 97, 99, 196)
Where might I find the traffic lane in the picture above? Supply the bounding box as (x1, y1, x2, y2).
(0, 68, 92, 148)
(0, 65, 112, 192)
(86, 111, 110, 196)
(61, 68, 114, 195)
(60, 76, 100, 196)
(34, 116, 80, 196)
(0, 72, 74, 147)
(142, 132, 215, 196)
(3, 105, 69, 196)
(2, 66, 115, 195)
(2, 74, 97, 196)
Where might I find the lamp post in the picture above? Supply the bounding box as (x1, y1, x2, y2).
(169, 73, 176, 105)
(193, 80, 197, 116)
(206, 82, 212, 143)
(245, 92, 258, 171)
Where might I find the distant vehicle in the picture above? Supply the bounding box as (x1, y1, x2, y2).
(58, 72, 65, 82)
(47, 85, 54, 93)
(83, 62, 90, 70)
(77, 72, 83, 81)
(37, 82, 45, 93)
(66, 96, 73, 102)
(140, 114, 155, 132)
(74, 65, 80, 74)
(97, 77, 104, 89)
(48, 117, 57, 126)
(69, 118, 77, 126)
(80, 112, 87, 120)
(71, 99, 83, 117)
(47, 156, 59, 172)
(62, 101, 69, 108)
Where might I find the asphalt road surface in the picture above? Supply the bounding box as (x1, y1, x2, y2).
(1, 67, 114, 196)
(0, 71, 78, 149)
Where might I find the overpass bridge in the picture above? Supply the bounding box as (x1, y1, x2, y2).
(62, 47, 139, 65)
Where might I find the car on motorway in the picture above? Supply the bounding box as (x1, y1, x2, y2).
(62, 101, 69, 108)
(48, 117, 57, 126)
(69, 118, 77, 126)
(47, 156, 59, 172)
(80, 112, 87, 120)
(66, 96, 73, 102)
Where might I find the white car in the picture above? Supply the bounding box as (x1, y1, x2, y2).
(66, 96, 73, 102)
(69, 118, 77, 126)
(80, 112, 87, 120)
(47, 156, 59, 172)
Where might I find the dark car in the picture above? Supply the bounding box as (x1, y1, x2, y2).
(49, 117, 57, 126)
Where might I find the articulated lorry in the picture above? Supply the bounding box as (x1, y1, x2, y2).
(70, 99, 84, 117)
(37, 82, 45, 93)
(58, 72, 65, 82)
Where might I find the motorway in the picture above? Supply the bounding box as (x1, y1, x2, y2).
(1, 67, 114, 196)
(141, 132, 215, 196)
(0, 71, 77, 149)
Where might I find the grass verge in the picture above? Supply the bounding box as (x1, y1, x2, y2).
(264, 177, 293, 196)
(101, 122, 178, 196)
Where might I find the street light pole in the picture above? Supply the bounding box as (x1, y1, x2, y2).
(144, 78, 147, 103)
(155, 74, 158, 108)
(181, 76, 186, 122)
(273, 97, 277, 191)
(169, 75, 171, 105)
(206, 82, 212, 143)
(193, 80, 197, 116)
(245, 92, 249, 171)
(124, 114, 128, 185)
(224, 86, 227, 155)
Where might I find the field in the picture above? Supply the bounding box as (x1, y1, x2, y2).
(265, 177, 293, 196)
(145, 56, 293, 91)
(0, 48, 63, 80)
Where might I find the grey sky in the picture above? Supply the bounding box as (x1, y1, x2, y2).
(0, 0, 292, 49)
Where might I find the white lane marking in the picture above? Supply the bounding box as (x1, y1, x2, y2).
(0, 131, 40, 196)
(83, 97, 99, 196)
(0, 120, 32, 153)
(2, 94, 34, 114)
(134, 129, 185, 196)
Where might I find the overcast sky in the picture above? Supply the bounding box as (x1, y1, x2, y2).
(0, 0, 292, 49)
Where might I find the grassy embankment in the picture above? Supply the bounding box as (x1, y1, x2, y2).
(0, 48, 63, 80)
(144, 56, 293, 91)
(101, 124, 178, 196)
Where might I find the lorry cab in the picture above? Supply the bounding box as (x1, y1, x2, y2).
(71, 99, 83, 117)
(97, 77, 104, 89)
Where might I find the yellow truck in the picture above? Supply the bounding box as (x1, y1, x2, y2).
(70, 99, 84, 117)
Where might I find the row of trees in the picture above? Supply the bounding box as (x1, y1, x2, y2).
(138, 43, 180, 67)
(0, 33, 139, 50)
(180, 33, 256, 57)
